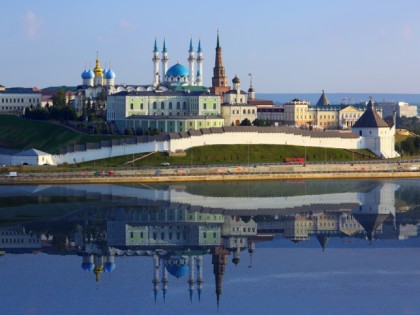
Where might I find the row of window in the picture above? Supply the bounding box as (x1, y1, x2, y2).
(232, 109, 256, 115)
(1, 98, 39, 104)
(1, 238, 37, 243)
(231, 227, 256, 232)
(151, 101, 188, 110)
(1, 106, 26, 111)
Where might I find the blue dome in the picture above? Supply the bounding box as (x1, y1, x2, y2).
(166, 264, 189, 278)
(81, 262, 94, 272)
(105, 262, 116, 273)
(105, 69, 116, 79)
(166, 63, 189, 78)
(81, 70, 88, 79)
(82, 69, 94, 80)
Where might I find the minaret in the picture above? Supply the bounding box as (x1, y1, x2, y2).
(188, 38, 195, 86)
(211, 31, 231, 96)
(188, 256, 195, 303)
(161, 39, 169, 82)
(196, 255, 204, 301)
(161, 258, 169, 302)
(152, 254, 160, 302)
(196, 40, 204, 86)
(152, 39, 160, 87)
(248, 73, 255, 100)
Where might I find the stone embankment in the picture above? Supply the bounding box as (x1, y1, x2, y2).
(1, 160, 420, 185)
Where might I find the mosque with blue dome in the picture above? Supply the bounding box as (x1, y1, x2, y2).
(75, 33, 263, 133)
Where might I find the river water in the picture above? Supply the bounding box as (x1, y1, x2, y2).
(1, 179, 420, 315)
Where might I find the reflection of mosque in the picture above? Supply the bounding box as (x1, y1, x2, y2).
(74, 209, 259, 306)
(1, 182, 419, 307)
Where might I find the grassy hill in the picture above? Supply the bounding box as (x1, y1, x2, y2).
(0, 115, 376, 166)
(0, 115, 123, 154)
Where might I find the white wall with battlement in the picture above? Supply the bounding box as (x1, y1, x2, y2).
(51, 131, 362, 165)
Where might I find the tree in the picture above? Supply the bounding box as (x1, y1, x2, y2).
(240, 118, 252, 126)
(253, 118, 272, 127)
(51, 90, 67, 108)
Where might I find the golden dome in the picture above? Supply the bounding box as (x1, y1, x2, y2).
(93, 55, 103, 77)
(94, 264, 103, 283)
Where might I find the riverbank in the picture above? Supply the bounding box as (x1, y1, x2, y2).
(1, 160, 419, 185)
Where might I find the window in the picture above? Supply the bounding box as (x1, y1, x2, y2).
(140, 103, 143, 109)
(169, 102, 173, 109)
(161, 102, 164, 109)
(183, 101, 187, 109)
(177, 102, 180, 109)
(213, 103, 216, 109)
(203, 103, 207, 109)
(153, 101, 157, 109)
(243, 109, 246, 114)
(130, 103, 133, 109)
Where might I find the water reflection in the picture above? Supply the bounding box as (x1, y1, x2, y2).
(1, 179, 420, 313)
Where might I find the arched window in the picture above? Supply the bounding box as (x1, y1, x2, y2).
(177, 102, 180, 109)
(161, 102, 164, 109)
(153, 102, 157, 109)
(243, 109, 246, 114)
(183, 102, 187, 109)
(169, 102, 173, 109)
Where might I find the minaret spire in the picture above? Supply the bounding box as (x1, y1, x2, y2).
(152, 254, 160, 303)
(188, 37, 196, 86)
(161, 38, 169, 82)
(152, 38, 160, 86)
(188, 256, 195, 303)
(196, 39, 204, 86)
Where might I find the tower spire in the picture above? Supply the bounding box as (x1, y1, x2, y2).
(211, 31, 230, 95)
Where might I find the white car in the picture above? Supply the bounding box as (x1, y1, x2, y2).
(161, 162, 170, 166)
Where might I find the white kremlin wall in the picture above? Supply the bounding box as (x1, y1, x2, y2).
(51, 129, 362, 165)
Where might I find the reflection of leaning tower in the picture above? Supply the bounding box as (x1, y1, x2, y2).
(212, 247, 229, 309)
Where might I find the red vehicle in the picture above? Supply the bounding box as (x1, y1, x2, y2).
(283, 157, 305, 165)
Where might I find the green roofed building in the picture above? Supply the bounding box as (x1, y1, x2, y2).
(107, 88, 224, 133)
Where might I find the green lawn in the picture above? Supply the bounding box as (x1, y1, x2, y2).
(0, 115, 124, 154)
(78, 144, 376, 168)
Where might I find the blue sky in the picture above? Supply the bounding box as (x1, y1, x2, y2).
(2, 0, 420, 93)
